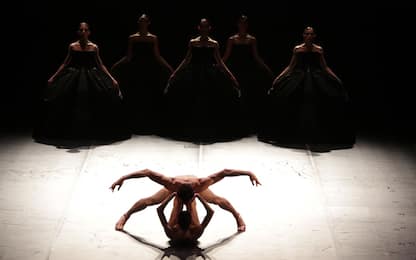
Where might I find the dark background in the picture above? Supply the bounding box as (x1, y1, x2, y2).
(10, 1, 415, 141)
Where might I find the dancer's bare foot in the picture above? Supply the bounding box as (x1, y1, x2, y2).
(236, 214, 246, 232)
(115, 214, 128, 231)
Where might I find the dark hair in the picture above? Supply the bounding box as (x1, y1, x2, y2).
(238, 14, 248, 23)
(138, 13, 150, 23)
(78, 22, 90, 30)
(199, 18, 210, 26)
(177, 184, 194, 203)
(304, 26, 315, 34)
(178, 210, 192, 230)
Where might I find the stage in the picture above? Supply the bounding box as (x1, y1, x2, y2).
(0, 133, 415, 260)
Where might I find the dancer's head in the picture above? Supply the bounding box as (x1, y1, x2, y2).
(138, 14, 150, 31)
(178, 210, 192, 231)
(198, 18, 211, 36)
(176, 184, 194, 231)
(177, 184, 194, 203)
(237, 14, 249, 33)
(78, 22, 90, 40)
(303, 26, 316, 44)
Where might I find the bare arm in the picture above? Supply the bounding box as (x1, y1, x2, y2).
(214, 43, 239, 88)
(169, 41, 192, 79)
(153, 37, 174, 73)
(95, 45, 119, 88)
(251, 38, 273, 77)
(164, 42, 192, 94)
(109, 169, 175, 191)
(222, 37, 233, 62)
(196, 169, 261, 192)
(195, 194, 214, 229)
(271, 48, 297, 88)
(48, 45, 72, 85)
(319, 49, 342, 84)
(157, 192, 176, 233)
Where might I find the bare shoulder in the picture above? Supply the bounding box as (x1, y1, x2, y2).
(128, 34, 139, 44)
(313, 44, 324, 53)
(147, 33, 158, 42)
(293, 44, 304, 52)
(229, 34, 238, 41)
(208, 38, 219, 47)
(89, 42, 98, 49)
(69, 41, 78, 49)
(247, 34, 256, 41)
(294, 43, 304, 49)
(190, 36, 200, 42)
(69, 41, 83, 51)
(129, 33, 139, 38)
(248, 35, 257, 46)
(189, 37, 200, 46)
(189, 225, 203, 234)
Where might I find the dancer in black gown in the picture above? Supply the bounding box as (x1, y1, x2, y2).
(223, 15, 273, 134)
(33, 22, 130, 145)
(162, 18, 245, 143)
(111, 14, 173, 134)
(258, 27, 355, 148)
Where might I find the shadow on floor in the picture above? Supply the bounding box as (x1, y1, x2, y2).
(157, 135, 247, 146)
(258, 138, 354, 153)
(33, 137, 127, 152)
(121, 230, 241, 260)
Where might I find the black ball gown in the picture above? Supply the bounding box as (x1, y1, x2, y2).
(226, 44, 273, 133)
(258, 51, 355, 147)
(162, 46, 245, 143)
(111, 41, 170, 134)
(33, 50, 131, 145)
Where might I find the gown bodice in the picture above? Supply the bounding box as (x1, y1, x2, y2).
(130, 41, 155, 61)
(229, 44, 254, 63)
(68, 50, 98, 68)
(190, 46, 216, 65)
(294, 52, 322, 71)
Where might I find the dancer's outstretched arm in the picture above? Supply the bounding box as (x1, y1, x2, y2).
(110, 169, 175, 191)
(157, 192, 177, 236)
(196, 169, 261, 192)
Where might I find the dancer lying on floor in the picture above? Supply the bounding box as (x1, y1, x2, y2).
(110, 168, 261, 232)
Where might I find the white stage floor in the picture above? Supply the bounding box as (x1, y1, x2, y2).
(0, 133, 415, 260)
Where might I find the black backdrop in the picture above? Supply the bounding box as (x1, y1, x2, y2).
(12, 1, 415, 140)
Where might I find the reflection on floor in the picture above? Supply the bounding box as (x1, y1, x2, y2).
(0, 133, 415, 260)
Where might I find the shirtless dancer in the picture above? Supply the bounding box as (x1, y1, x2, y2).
(110, 169, 261, 232)
(157, 191, 214, 243)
